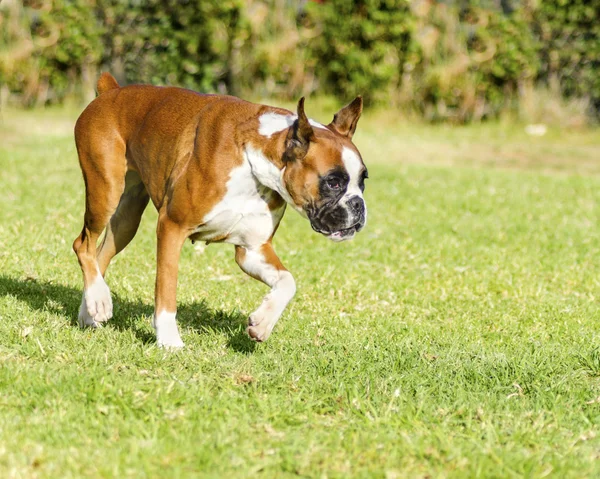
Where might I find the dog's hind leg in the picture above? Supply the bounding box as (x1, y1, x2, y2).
(96, 170, 150, 275)
(73, 138, 127, 328)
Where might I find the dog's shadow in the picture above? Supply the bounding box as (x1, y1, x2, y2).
(0, 275, 256, 353)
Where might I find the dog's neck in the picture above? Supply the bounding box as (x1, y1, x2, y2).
(239, 109, 305, 213)
(244, 141, 304, 214)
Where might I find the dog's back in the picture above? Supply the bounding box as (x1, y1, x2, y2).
(73, 74, 270, 218)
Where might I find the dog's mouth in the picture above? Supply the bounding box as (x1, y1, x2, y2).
(311, 223, 361, 242)
(327, 226, 357, 242)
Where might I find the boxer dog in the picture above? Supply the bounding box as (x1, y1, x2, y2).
(73, 73, 367, 347)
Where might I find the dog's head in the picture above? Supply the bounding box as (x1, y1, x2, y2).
(281, 97, 368, 242)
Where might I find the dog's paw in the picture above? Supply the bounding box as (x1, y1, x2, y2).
(157, 336, 185, 349)
(78, 279, 113, 328)
(247, 313, 275, 342)
(153, 311, 185, 349)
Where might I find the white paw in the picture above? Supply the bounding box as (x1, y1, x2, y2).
(157, 336, 185, 349)
(78, 276, 112, 328)
(156, 325, 185, 348)
(247, 310, 276, 342)
(153, 311, 184, 349)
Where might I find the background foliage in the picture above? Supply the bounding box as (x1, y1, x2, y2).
(0, 0, 598, 122)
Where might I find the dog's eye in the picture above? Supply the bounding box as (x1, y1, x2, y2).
(359, 170, 368, 192)
(326, 178, 341, 190)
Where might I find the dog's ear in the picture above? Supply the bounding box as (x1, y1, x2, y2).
(284, 97, 315, 162)
(328, 96, 363, 139)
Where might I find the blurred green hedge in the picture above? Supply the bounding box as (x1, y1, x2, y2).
(0, 0, 598, 122)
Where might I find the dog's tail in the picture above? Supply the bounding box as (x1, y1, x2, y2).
(97, 72, 120, 95)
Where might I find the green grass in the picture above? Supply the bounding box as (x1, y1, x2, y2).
(1, 106, 600, 478)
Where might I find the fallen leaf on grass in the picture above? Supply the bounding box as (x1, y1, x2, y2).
(21, 326, 33, 338)
(507, 383, 524, 399)
(236, 374, 255, 385)
(263, 424, 284, 438)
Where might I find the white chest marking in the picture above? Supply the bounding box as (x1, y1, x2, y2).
(193, 159, 285, 247)
(258, 112, 327, 138)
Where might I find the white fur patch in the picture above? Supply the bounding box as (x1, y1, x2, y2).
(192, 157, 286, 246)
(242, 248, 281, 286)
(78, 268, 112, 327)
(340, 146, 367, 226)
(341, 146, 364, 197)
(258, 112, 326, 138)
(152, 310, 184, 349)
(240, 248, 296, 341)
(244, 146, 306, 217)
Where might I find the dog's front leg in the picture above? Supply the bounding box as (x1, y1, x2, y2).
(235, 243, 296, 342)
(152, 215, 188, 348)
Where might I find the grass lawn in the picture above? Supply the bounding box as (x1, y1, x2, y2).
(1, 105, 600, 478)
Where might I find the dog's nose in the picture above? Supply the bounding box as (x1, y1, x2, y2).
(348, 196, 363, 213)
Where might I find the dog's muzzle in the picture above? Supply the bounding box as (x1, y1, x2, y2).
(309, 195, 366, 242)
